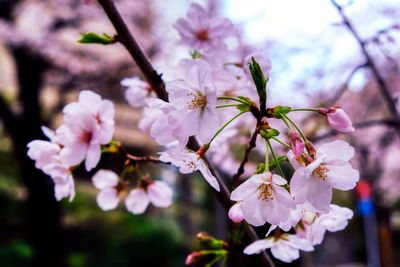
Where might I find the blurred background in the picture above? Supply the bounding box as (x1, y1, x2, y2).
(0, 0, 399, 266)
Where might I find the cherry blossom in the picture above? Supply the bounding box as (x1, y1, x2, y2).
(244, 234, 314, 263)
(290, 140, 359, 213)
(230, 172, 293, 226)
(318, 107, 355, 133)
(228, 202, 244, 223)
(92, 169, 120, 211)
(173, 3, 233, 52)
(159, 150, 220, 192)
(166, 59, 220, 143)
(289, 131, 305, 158)
(121, 76, 151, 108)
(59, 90, 115, 171)
(297, 204, 354, 245)
(125, 181, 173, 214)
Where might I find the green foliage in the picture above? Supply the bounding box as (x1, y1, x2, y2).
(260, 128, 280, 139)
(248, 57, 267, 107)
(78, 32, 116, 45)
(271, 105, 292, 118)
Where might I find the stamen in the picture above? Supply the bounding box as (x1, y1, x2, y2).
(258, 184, 274, 201)
(196, 29, 209, 41)
(313, 163, 329, 180)
(187, 93, 207, 110)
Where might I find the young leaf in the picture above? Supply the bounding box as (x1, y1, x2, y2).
(78, 32, 116, 45)
(248, 57, 267, 109)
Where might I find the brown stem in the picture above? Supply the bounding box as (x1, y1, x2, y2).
(126, 153, 164, 164)
(232, 126, 259, 187)
(95, 0, 274, 266)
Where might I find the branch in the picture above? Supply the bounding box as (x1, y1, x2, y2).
(126, 153, 165, 164)
(331, 0, 400, 138)
(233, 126, 259, 187)
(97, 0, 168, 102)
(323, 63, 367, 106)
(95, 1, 274, 266)
(0, 94, 19, 137)
(310, 119, 400, 141)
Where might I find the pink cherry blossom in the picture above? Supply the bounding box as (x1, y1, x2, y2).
(289, 131, 305, 158)
(121, 77, 151, 108)
(244, 234, 314, 263)
(92, 169, 120, 211)
(140, 98, 189, 148)
(60, 90, 115, 171)
(173, 3, 233, 52)
(228, 202, 244, 223)
(318, 107, 355, 133)
(166, 59, 220, 143)
(290, 140, 359, 213)
(159, 149, 220, 192)
(27, 140, 60, 169)
(230, 172, 293, 226)
(297, 204, 353, 245)
(125, 181, 173, 214)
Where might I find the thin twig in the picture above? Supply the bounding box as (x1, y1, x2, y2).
(126, 153, 164, 163)
(95, 1, 274, 266)
(310, 119, 400, 141)
(331, 0, 400, 138)
(233, 126, 259, 187)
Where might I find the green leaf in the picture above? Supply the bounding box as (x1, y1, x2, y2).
(191, 50, 202, 59)
(255, 163, 265, 174)
(268, 156, 288, 170)
(260, 128, 280, 139)
(236, 103, 250, 112)
(272, 105, 292, 118)
(78, 32, 116, 45)
(248, 57, 267, 107)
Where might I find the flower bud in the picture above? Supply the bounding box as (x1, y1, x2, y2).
(289, 131, 305, 158)
(318, 107, 354, 133)
(228, 202, 244, 223)
(185, 251, 203, 265)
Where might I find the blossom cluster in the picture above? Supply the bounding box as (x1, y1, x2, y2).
(27, 3, 359, 264)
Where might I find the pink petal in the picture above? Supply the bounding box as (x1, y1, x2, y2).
(125, 188, 150, 214)
(228, 202, 244, 223)
(97, 188, 119, 211)
(147, 181, 173, 208)
(243, 239, 274, 255)
(327, 163, 359, 190)
(92, 169, 119, 189)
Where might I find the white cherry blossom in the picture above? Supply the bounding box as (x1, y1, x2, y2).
(121, 77, 151, 108)
(231, 172, 293, 226)
(159, 149, 220, 192)
(92, 169, 120, 211)
(290, 140, 359, 213)
(244, 234, 314, 263)
(125, 181, 173, 214)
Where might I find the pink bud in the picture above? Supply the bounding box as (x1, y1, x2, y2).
(185, 252, 203, 265)
(289, 131, 305, 158)
(228, 202, 244, 223)
(318, 107, 354, 133)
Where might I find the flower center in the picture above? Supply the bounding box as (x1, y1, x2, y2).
(187, 93, 207, 110)
(196, 29, 209, 41)
(79, 130, 93, 143)
(183, 159, 197, 171)
(258, 184, 274, 201)
(313, 163, 329, 180)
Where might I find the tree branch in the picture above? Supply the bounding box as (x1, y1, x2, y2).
(233, 126, 259, 187)
(95, 0, 274, 266)
(310, 119, 400, 141)
(331, 0, 400, 138)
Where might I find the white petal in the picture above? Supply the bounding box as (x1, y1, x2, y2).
(289, 167, 309, 204)
(242, 193, 267, 226)
(317, 140, 354, 163)
(243, 239, 274, 255)
(327, 163, 359, 190)
(198, 160, 220, 191)
(230, 174, 265, 201)
(85, 143, 101, 171)
(92, 169, 119, 189)
(125, 188, 150, 214)
(97, 188, 119, 211)
(271, 242, 299, 263)
(272, 174, 287, 185)
(307, 178, 332, 213)
(147, 181, 173, 208)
